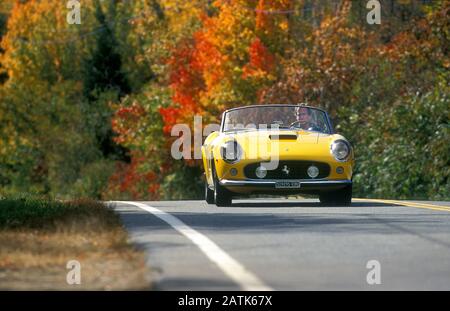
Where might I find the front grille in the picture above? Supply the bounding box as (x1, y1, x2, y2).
(244, 161, 330, 179)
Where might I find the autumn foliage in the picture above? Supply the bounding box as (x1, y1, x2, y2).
(0, 0, 448, 200)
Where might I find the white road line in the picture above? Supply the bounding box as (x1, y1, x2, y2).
(117, 201, 273, 291)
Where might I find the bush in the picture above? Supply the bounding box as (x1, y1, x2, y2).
(349, 80, 449, 200)
(0, 196, 117, 230)
(68, 160, 116, 200)
(160, 164, 204, 200)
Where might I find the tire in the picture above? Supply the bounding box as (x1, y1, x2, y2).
(212, 164, 232, 207)
(214, 177, 232, 207)
(205, 180, 215, 204)
(319, 184, 352, 206)
(319, 193, 333, 205)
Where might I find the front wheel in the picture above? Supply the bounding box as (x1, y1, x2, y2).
(211, 164, 232, 207)
(205, 180, 215, 204)
(319, 184, 352, 206)
(214, 177, 232, 207)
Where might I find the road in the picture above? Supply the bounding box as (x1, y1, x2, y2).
(112, 199, 450, 290)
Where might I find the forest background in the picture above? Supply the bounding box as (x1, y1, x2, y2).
(0, 0, 448, 201)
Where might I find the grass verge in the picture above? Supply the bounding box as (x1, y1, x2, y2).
(0, 197, 150, 290)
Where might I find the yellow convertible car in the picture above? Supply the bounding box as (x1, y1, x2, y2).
(202, 105, 354, 206)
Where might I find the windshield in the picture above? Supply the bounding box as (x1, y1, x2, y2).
(222, 106, 331, 134)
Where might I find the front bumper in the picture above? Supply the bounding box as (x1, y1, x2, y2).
(219, 179, 352, 193)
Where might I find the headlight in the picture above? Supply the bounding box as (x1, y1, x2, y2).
(330, 140, 351, 162)
(220, 140, 242, 164)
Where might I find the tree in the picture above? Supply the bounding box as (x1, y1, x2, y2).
(109, 0, 216, 199)
(0, 0, 13, 84)
(0, 0, 447, 201)
(161, 0, 293, 133)
(82, 0, 131, 161)
(83, 1, 130, 100)
(0, 0, 126, 198)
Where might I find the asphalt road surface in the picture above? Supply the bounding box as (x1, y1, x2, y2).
(112, 199, 450, 290)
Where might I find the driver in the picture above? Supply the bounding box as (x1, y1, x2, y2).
(292, 107, 321, 131)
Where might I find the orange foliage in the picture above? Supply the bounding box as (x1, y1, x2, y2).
(106, 153, 160, 200)
(243, 37, 276, 79)
(112, 102, 146, 144)
(160, 0, 286, 134)
(160, 40, 205, 134)
(255, 0, 292, 31)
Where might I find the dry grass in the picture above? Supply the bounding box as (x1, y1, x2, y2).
(0, 198, 151, 290)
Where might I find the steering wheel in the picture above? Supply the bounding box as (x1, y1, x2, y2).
(290, 121, 321, 132)
(289, 121, 302, 129)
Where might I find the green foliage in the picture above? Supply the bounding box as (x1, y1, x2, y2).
(69, 159, 116, 199)
(82, 1, 131, 161)
(83, 1, 130, 100)
(0, 0, 132, 199)
(349, 80, 449, 200)
(160, 164, 204, 200)
(0, 197, 69, 229)
(0, 196, 115, 230)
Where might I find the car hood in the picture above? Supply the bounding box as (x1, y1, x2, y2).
(217, 129, 342, 161)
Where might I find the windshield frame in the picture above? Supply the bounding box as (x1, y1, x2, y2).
(220, 105, 334, 134)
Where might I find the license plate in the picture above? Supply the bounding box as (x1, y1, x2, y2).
(275, 181, 301, 189)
